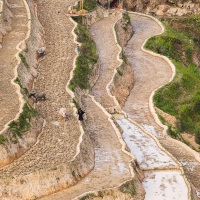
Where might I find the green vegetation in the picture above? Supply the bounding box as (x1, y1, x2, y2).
(167, 125, 180, 139)
(19, 53, 28, 67)
(9, 103, 38, 140)
(122, 11, 131, 23)
(145, 16, 200, 144)
(74, 0, 97, 12)
(0, 135, 7, 144)
(122, 12, 131, 31)
(15, 77, 29, 95)
(79, 193, 96, 200)
(119, 179, 136, 197)
(72, 98, 80, 109)
(69, 17, 98, 90)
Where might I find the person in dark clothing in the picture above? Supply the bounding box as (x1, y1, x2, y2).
(77, 108, 85, 121)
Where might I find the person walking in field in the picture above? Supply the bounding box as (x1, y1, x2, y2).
(76, 44, 81, 54)
(77, 108, 85, 121)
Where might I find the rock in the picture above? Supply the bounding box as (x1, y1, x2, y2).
(30, 67, 38, 77)
(166, 7, 178, 16)
(155, 4, 170, 15)
(176, 8, 188, 16)
(123, 0, 200, 16)
(37, 47, 46, 57)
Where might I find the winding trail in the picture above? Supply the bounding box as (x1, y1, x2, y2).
(0, 0, 28, 131)
(124, 13, 200, 199)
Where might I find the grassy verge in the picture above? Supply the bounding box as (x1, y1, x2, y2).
(15, 77, 29, 95)
(19, 53, 29, 68)
(119, 179, 136, 197)
(0, 135, 7, 144)
(8, 103, 38, 142)
(145, 16, 200, 144)
(69, 16, 98, 91)
(74, 0, 97, 12)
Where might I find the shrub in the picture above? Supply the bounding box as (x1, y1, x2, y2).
(195, 132, 200, 144)
(122, 12, 131, 23)
(167, 125, 179, 139)
(19, 53, 28, 67)
(119, 179, 136, 197)
(9, 103, 38, 138)
(0, 135, 7, 144)
(74, 0, 97, 12)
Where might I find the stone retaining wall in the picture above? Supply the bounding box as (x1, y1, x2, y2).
(123, 0, 200, 16)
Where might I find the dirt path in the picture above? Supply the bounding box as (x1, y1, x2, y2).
(0, 0, 28, 131)
(90, 12, 121, 109)
(125, 13, 200, 199)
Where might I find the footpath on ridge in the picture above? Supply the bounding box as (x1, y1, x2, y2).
(0, 0, 28, 131)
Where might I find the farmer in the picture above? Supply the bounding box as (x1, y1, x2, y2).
(76, 44, 81, 54)
(77, 108, 85, 121)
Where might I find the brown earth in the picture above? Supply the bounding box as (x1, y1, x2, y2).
(0, 0, 27, 131)
(0, 2, 141, 200)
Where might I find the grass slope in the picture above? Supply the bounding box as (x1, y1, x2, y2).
(145, 16, 200, 144)
(69, 16, 98, 91)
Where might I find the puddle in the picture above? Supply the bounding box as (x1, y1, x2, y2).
(116, 117, 177, 170)
(116, 116, 189, 199)
(143, 171, 188, 200)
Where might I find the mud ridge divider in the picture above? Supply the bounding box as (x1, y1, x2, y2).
(66, 12, 87, 162)
(0, 0, 31, 135)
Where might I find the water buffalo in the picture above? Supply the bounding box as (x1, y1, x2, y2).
(28, 92, 46, 102)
